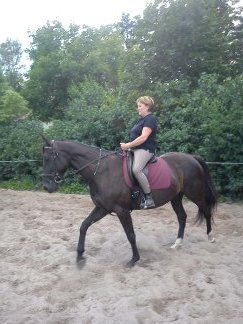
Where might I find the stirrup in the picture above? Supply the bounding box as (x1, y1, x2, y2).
(140, 194, 155, 209)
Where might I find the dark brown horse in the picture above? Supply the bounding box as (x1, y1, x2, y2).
(42, 138, 217, 266)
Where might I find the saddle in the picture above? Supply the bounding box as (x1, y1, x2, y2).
(123, 150, 172, 191)
(122, 150, 172, 209)
(127, 150, 157, 187)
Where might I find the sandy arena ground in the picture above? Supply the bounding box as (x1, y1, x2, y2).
(0, 189, 243, 324)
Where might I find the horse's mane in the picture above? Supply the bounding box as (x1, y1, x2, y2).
(58, 140, 116, 155)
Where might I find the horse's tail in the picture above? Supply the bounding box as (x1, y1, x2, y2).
(193, 155, 218, 223)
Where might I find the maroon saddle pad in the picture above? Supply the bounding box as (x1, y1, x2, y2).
(123, 154, 172, 190)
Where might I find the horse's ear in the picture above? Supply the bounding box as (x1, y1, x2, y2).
(41, 134, 52, 147)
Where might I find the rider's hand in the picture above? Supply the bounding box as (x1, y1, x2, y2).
(120, 142, 131, 151)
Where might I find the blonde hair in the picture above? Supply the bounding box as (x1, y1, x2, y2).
(136, 96, 155, 111)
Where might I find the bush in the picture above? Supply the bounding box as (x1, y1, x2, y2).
(0, 119, 43, 181)
(150, 74, 242, 198)
(0, 176, 42, 191)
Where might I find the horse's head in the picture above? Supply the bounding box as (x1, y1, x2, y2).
(42, 137, 68, 193)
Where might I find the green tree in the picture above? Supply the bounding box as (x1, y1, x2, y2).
(118, 13, 137, 50)
(25, 21, 126, 120)
(65, 25, 126, 89)
(133, 0, 243, 84)
(24, 52, 69, 120)
(0, 68, 9, 97)
(0, 39, 24, 91)
(230, 2, 243, 75)
(0, 89, 30, 123)
(24, 21, 72, 120)
(27, 20, 67, 61)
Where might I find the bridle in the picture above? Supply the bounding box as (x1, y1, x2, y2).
(43, 141, 119, 184)
(43, 144, 63, 184)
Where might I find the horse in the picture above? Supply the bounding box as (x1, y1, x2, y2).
(42, 137, 217, 267)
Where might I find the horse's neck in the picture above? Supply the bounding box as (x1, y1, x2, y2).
(69, 144, 98, 164)
(59, 142, 124, 190)
(62, 142, 102, 176)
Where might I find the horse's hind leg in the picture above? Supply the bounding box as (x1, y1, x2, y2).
(77, 206, 108, 263)
(117, 210, 140, 267)
(197, 205, 215, 243)
(206, 213, 215, 242)
(170, 193, 187, 249)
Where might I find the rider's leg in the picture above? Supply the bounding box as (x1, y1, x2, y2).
(132, 149, 155, 208)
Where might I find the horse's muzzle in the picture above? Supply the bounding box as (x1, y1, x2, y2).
(43, 183, 58, 193)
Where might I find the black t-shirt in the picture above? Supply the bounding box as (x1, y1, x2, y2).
(130, 114, 157, 153)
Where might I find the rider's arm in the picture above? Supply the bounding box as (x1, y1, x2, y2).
(120, 127, 152, 151)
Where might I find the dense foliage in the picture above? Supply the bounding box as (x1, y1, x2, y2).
(0, 0, 242, 199)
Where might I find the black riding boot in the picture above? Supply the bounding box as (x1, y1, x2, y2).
(140, 192, 155, 209)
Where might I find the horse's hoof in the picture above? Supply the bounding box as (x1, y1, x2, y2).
(208, 237, 216, 243)
(76, 256, 86, 269)
(126, 257, 140, 268)
(126, 260, 136, 268)
(208, 232, 215, 243)
(170, 238, 183, 249)
(76, 252, 86, 268)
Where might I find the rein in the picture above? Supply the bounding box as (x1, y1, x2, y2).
(74, 148, 117, 176)
(43, 141, 119, 183)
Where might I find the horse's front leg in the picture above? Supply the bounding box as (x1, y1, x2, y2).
(77, 206, 108, 263)
(117, 210, 140, 267)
